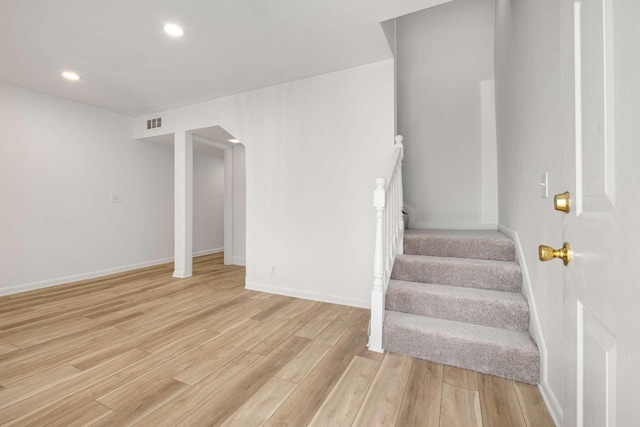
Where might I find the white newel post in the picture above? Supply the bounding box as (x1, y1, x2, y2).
(369, 178, 386, 353)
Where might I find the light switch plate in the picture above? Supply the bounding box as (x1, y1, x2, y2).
(541, 172, 549, 198)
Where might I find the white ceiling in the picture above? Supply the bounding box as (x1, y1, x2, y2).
(0, 0, 452, 117)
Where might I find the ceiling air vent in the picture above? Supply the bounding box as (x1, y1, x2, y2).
(146, 117, 162, 129)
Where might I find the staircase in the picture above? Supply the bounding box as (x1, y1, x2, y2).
(383, 229, 540, 384)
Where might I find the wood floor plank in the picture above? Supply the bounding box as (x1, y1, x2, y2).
(513, 381, 555, 427)
(294, 303, 346, 339)
(307, 355, 380, 427)
(7, 317, 101, 349)
(444, 365, 479, 390)
(0, 349, 149, 425)
(220, 377, 298, 427)
(248, 297, 295, 322)
(477, 373, 526, 427)
(202, 295, 274, 332)
(352, 352, 413, 427)
(40, 400, 112, 427)
(171, 319, 266, 385)
(91, 379, 188, 427)
(440, 383, 483, 427)
(133, 351, 264, 427)
(0, 326, 128, 386)
(95, 328, 226, 410)
(12, 328, 217, 426)
(245, 302, 327, 356)
(0, 365, 81, 410)
(275, 308, 360, 383)
(0, 343, 19, 357)
(396, 359, 443, 427)
(175, 336, 311, 426)
(263, 329, 370, 427)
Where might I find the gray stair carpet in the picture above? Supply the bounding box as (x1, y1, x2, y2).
(392, 254, 522, 292)
(386, 280, 529, 331)
(404, 229, 516, 261)
(383, 229, 540, 384)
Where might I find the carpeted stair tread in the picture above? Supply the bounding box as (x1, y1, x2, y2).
(404, 229, 516, 261)
(391, 254, 522, 292)
(383, 311, 539, 384)
(386, 280, 529, 331)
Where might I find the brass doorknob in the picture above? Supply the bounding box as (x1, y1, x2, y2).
(539, 242, 572, 266)
(554, 191, 571, 213)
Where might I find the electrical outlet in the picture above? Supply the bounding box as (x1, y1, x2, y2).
(270, 266, 276, 276)
(111, 194, 122, 203)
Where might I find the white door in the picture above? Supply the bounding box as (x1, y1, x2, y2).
(560, 0, 640, 425)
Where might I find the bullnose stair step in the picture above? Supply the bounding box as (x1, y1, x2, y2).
(404, 229, 516, 261)
(383, 310, 539, 384)
(391, 254, 522, 292)
(386, 279, 529, 331)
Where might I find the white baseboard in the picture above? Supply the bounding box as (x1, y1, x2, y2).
(232, 256, 246, 266)
(194, 247, 224, 257)
(245, 281, 369, 309)
(540, 379, 562, 427)
(172, 271, 193, 279)
(409, 221, 498, 230)
(498, 225, 562, 426)
(1, 256, 174, 297)
(2, 248, 226, 298)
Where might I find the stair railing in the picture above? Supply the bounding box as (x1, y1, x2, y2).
(369, 135, 404, 353)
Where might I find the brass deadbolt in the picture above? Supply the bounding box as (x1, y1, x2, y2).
(539, 242, 573, 266)
(554, 191, 571, 213)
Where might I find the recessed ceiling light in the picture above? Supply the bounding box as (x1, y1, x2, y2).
(164, 23, 184, 37)
(61, 71, 80, 81)
(228, 139, 240, 143)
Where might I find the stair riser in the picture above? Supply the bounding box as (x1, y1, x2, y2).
(404, 237, 515, 262)
(383, 326, 539, 384)
(391, 258, 522, 292)
(386, 290, 529, 331)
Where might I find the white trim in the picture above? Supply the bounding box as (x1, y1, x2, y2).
(498, 224, 562, 426)
(245, 281, 369, 309)
(224, 147, 234, 265)
(1, 249, 226, 297)
(172, 271, 192, 279)
(1, 256, 173, 297)
(410, 221, 498, 230)
(194, 247, 224, 257)
(232, 256, 246, 266)
(192, 134, 233, 151)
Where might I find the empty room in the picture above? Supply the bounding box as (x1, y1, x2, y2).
(2, 0, 639, 425)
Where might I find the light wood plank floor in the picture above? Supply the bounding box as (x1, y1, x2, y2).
(0, 253, 555, 426)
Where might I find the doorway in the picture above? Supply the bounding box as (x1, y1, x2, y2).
(191, 126, 246, 267)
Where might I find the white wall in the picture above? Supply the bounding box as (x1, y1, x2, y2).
(397, 0, 498, 229)
(0, 82, 175, 295)
(193, 152, 225, 254)
(494, 0, 564, 422)
(136, 60, 395, 307)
